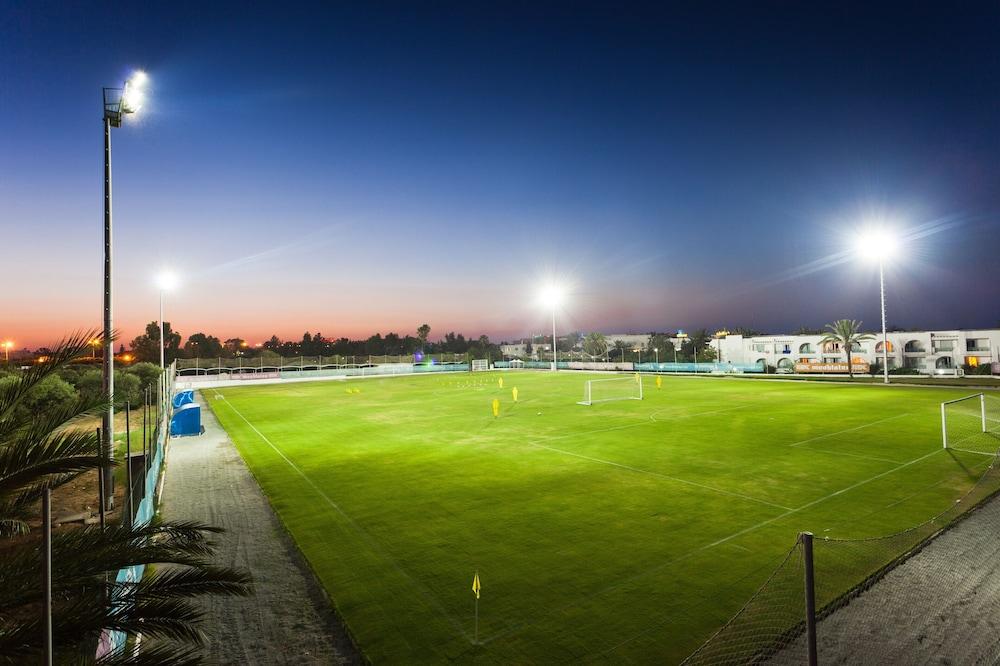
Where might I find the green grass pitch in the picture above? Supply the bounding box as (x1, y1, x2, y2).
(206, 372, 995, 663)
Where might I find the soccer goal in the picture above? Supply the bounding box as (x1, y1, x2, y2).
(578, 375, 643, 406)
(471, 359, 489, 372)
(941, 393, 998, 455)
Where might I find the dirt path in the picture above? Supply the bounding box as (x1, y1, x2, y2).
(809, 495, 1000, 664)
(159, 395, 360, 665)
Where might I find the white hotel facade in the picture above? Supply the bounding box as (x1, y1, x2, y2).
(712, 329, 1000, 374)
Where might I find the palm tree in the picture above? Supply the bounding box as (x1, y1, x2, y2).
(582, 332, 608, 359)
(820, 319, 874, 378)
(0, 332, 250, 664)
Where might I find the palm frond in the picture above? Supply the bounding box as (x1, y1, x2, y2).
(112, 566, 253, 603)
(0, 428, 108, 500)
(0, 521, 228, 609)
(0, 331, 100, 433)
(2, 391, 109, 457)
(94, 641, 203, 666)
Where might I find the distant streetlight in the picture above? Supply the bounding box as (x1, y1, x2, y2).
(156, 271, 178, 370)
(855, 230, 897, 385)
(539, 284, 564, 371)
(101, 70, 148, 510)
(654, 347, 659, 364)
(3, 341, 13, 362)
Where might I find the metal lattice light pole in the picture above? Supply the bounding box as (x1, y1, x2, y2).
(102, 71, 147, 509)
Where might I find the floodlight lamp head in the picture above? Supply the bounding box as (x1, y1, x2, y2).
(120, 71, 148, 114)
(540, 284, 564, 309)
(156, 271, 178, 291)
(855, 227, 897, 262)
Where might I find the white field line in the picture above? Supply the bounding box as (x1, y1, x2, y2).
(481, 447, 944, 647)
(787, 413, 911, 447)
(217, 396, 471, 641)
(800, 447, 902, 464)
(527, 441, 794, 510)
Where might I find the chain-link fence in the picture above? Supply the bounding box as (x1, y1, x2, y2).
(683, 404, 1000, 665)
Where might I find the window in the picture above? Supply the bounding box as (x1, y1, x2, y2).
(799, 343, 813, 353)
(781, 344, 792, 354)
(933, 340, 954, 352)
(875, 341, 894, 353)
(967, 339, 989, 352)
(822, 342, 841, 353)
(752, 343, 768, 353)
(904, 340, 925, 353)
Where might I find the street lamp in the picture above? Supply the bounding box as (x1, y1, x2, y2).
(540, 284, 564, 371)
(3, 341, 12, 362)
(654, 347, 659, 364)
(102, 70, 148, 509)
(855, 230, 897, 385)
(156, 271, 178, 370)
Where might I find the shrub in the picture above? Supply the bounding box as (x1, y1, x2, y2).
(0, 374, 79, 421)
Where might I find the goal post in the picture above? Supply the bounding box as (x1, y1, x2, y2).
(471, 359, 489, 372)
(578, 374, 644, 406)
(941, 393, 995, 453)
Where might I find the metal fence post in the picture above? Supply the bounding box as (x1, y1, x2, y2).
(941, 402, 948, 448)
(801, 531, 818, 666)
(982, 393, 988, 433)
(42, 487, 52, 666)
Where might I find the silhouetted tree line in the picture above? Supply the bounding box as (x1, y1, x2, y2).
(127, 322, 504, 364)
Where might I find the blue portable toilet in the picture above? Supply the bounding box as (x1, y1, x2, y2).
(170, 402, 202, 436)
(172, 390, 195, 408)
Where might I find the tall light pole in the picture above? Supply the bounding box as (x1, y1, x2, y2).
(654, 347, 659, 364)
(540, 284, 564, 371)
(157, 272, 178, 371)
(3, 341, 12, 362)
(856, 231, 896, 385)
(102, 70, 147, 509)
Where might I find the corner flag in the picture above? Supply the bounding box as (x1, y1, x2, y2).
(472, 572, 481, 599)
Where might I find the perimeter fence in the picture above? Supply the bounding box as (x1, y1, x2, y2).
(681, 414, 1000, 665)
(95, 362, 177, 659)
(175, 354, 469, 374)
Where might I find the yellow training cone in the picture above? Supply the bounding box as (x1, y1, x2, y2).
(492, 398, 500, 417)
(656, 376, 662, 389)
(512, 387, 519, 402)
(499, 377, 504, 389)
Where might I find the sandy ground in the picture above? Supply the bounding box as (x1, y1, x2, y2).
(158, 397, 360, 665)
(771, 495, 1000, 665)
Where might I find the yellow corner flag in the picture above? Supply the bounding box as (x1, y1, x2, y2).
(492, 398, 500, 417)
(498, 377, 504, 389)
(656, 376, 662, 389)
(472, 572, 481, 599)
(512, 387, 518, 402)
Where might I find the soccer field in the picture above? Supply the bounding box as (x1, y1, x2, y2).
(206, 372, 996, 663)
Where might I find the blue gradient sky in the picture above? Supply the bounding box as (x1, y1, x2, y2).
(3, 2, 999, 348)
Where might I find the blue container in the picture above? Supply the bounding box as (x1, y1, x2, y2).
(170, 402, 202, 436)
(172, 390, 195, 408)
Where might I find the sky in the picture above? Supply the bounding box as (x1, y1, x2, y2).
(2, 2, 999, 349)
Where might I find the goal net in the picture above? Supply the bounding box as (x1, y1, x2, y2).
(578, 375, 643, 406)
(471, 359, 489, 372)
(941, 393, 999, 455)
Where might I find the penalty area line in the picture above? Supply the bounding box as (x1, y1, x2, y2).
(787, 413, 911, 447)
(481, 447, 944, 647)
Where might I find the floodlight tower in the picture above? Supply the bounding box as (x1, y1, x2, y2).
(540, 285, 564, 371)
(856, 230, 895, 385)
(157, 272, 178, 370)
(101, 70, 147, 509)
